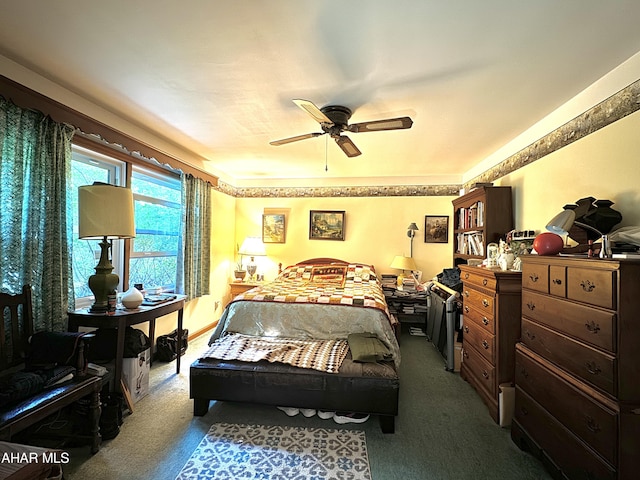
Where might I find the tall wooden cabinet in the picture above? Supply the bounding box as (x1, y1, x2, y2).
(458, 265, 522, 423)
(452, 186, 513, 265)
(512, 255, 640, 480)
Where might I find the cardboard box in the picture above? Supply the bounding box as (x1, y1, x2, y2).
(122, 349, 150, 403)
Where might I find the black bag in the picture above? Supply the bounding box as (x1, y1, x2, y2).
(155, 329, 189, 362)
(88, 327, 151, 361)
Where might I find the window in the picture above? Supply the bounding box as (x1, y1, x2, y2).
(129, 166, 181, 292)
(70, 146, 181, 303)
(70, 147, 126, 301)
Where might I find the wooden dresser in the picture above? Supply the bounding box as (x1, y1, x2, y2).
(512, 256, 640, 480)
(458, 265, 522, 423)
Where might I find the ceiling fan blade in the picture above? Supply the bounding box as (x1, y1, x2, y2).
(334, 135, 361, 157)
(270, 132, 324, 146)
(348, 116, 413, 133)
(293, 99, 333, 124)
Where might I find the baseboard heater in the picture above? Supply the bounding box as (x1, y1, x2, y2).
(426, 280, 460, 371)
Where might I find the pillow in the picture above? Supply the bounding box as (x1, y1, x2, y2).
(310, 266, 347, 286)
(347, 333, 392, 363)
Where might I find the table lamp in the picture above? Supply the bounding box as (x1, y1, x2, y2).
(545, 209, 612, 258)
(79, 183, 136, 312)
(390, 255, 417, 287)
(238, 236, 266, 281)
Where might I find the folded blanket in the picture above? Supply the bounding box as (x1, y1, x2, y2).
(203, 333, 349, 373)
(348, 332, 392, 363)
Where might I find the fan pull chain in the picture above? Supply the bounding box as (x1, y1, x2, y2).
(325, 135, 329, 172)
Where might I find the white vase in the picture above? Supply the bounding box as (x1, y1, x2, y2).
(121, 286, 144, 309)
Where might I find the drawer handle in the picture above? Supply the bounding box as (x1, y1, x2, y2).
(482, 317, 489, 326)
(580, 280, 596, 292)
(482, 299, 489, 308)
(552, 278, 562, 285)
(464, 325, 470, 333)
(524, 330, 536, 341)
(519, 406, 529, 416)
(586, 361, 602, 376)
(529, 273, 539, 282)
(464, 290, 469, 298)
(464, 306, 470, 314)
(482, 370, 489, 379)
(519, 367, 529, 379)
(526, 301, 535, 311)
(586, 416, 601, 433)
(585, 321, 601, 334)
(463, 350, 469, 359)
(482, 340, 489, 350)
(482, 279, 488, 286)
(464, 273, 469, 279)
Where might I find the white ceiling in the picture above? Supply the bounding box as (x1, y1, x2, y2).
(2, 1, 640, 186)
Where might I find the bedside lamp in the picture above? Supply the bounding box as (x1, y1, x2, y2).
(79, 183, 136, 312)
(407, 223, 419, 257)
(546, 209, 612, 258)
(238, 236, 266, 281)
(390, 255, 417, 287)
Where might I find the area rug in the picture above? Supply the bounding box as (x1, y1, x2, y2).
(175, 422, 371, 480)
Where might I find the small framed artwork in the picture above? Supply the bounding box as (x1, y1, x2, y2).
(262, 214, 286, 243)
(424, 215, 449, 243)
(309, 210, 345, 241)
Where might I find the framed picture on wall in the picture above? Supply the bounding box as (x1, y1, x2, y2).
(424, 215, 449, 243)
(309, 210, 345, 240)
(262, 214, 286, 243)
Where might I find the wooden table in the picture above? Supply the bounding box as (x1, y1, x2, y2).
(68, 295, 186, 393)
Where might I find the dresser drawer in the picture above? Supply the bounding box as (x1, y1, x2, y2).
(567, 267, 615, 309)
(549, 264, 566, 297)
(522, 290, 616, 353)
(462, 302, 495, 334)
(463, 320, 495, 364)
(515, 344, 617, 464)
(460, 268, 497, 291)
(462, 286, 494, 316)
(514, 388, 616, 480)
(462, 343, 496, 397)
(522, 263, 548, 293)
(521, 319, 616, 396)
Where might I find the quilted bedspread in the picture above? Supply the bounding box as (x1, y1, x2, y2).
(233, 263, 392, 321)
(205, 262, 401, 368)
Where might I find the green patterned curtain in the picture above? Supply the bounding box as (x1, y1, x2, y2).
(0, 97, 75, 331)
(177, 173, 211, 300)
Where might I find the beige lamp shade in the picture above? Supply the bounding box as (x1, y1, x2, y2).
(390, 255, 417, 271)
(238, 236, 266, 256)
(545, 209, 576, 236)
(78, 184, 136, 239)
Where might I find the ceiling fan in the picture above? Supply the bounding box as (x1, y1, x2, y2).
(270, 99, 413, 157)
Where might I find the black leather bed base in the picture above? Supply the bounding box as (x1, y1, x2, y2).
(190, 354, 399, 433)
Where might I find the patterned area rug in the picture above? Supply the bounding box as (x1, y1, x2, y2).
(175, 423, 371, 480)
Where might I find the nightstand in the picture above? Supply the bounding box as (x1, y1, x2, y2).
(229, 281, 262, 298)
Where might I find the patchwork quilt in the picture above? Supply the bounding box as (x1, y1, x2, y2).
(204, 333, 349, 373)
(233, 263, 392, 322)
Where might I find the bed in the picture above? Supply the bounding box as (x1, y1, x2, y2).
(189, 258, 401, 433)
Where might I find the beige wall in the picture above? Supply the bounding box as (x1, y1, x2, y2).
(234, 195, 456, 282)
(497, 109, 640, 233)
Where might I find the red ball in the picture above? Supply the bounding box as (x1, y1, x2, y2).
(533, 232, 564, 256)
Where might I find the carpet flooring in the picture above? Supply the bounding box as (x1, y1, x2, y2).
(175, 423, 371, 480)
(60, 328, 553, 480)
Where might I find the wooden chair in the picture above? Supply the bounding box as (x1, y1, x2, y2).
(0, 285, 102, 453)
